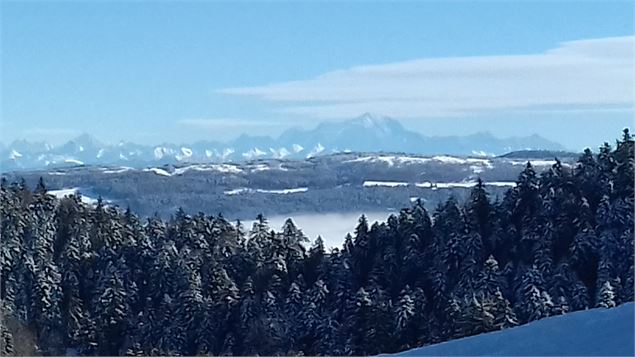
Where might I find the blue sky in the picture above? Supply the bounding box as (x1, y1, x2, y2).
(1, 1, 633, 150)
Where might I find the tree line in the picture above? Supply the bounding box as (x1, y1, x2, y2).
(0, 130, 633, 356)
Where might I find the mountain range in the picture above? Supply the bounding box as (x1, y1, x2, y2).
(0, 113, 565, 171)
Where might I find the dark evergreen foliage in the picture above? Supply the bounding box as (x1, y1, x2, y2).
(0, 132, 633, 355)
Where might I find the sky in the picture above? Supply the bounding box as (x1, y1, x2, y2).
(1, 1, 634, 151)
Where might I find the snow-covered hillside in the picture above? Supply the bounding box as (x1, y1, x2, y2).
(2, 151, 578, 219)
(394, 303, 634, 356)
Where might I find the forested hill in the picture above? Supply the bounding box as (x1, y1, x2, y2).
(3, 150, 580, 219)
(0, 130, 633, 356)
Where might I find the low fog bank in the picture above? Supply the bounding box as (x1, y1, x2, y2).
(244, 211, 394, 249)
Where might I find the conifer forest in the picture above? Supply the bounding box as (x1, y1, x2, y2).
(0, 130, 633, 356)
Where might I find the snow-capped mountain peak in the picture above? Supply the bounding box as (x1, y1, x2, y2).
(0, 116, 566, 171)
(354, 112, 397, 132)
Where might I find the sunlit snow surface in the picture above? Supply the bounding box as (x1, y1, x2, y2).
(364, 181, 517, 189)
(101, 167, 133, 174)
(47, 188, 100, 205)
(364, 181, 409, 187)
(392, 303, 634, 356)
(225, 187, 308, 195)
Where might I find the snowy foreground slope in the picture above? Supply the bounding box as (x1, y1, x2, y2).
(394, 303, 634, 356)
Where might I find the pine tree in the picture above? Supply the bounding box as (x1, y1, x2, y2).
(394, 287, 417, 350)
(304, 236, 325, 286)
(94, 262, 129, 355)
(613, 128, 634, 199)
(597, 280, 617, 308)
(516, 266, 553, 323)
(347, 287, 374, 355)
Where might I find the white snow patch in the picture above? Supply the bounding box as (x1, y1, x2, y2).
(242, 147, 267, 160)
(102, 167, 133, 174)
(307, 143, 325, 158)
(172, 164, 242, 175)
(180, 147, 193, 157)
(172, 166, 193, 175)
(345, 156, 375, 163)
(47, 188, 100, 205)
(471, 165, 485, 174)
(205, 149, 213, 158)
(433, 155, 466, 164)
(175, 147, 193, 161)
(414, 181, 516, 189)
(486, 181, 517, 187)
(48, 188, 79, 198)
(211, 164, 242, 174)
(154, 147, 166, 159)
(292, 144, 304, 153)
(10, 150, 22, 160)
(345, 155, 492, 167)
(361, 180, 515, 189)
(224, 188, 248, 195)
(398, 156, 434, 165)
(270, 147, 290, 159)
(96, 148, 105, 158)
(415, 182, 433, 188)
(432, 156, 493, 166)
(377, 156, 397, 166)
(345, 155, 432, 166)
(224, 187, 308, 195)
(250, 164, 271, 172)
(221, 148, 235, 161)
(143, 167, 171, 176)
(363, 181, 409, 187)
(509, 159, 570, 167)
(435, 182, 479, 189)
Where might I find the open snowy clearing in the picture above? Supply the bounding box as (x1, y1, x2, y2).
(364, 181, 410, 187)
(224, 187, 309, 195)
(365, 181, 518, 189)
(47, 188, 100, 205)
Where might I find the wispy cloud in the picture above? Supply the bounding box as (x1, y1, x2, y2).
(218, 36, 635, 119)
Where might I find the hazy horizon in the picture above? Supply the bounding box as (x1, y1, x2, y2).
(1, 114, 632, 153)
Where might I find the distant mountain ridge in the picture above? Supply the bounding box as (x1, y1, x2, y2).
(1, 113, 566, 171)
